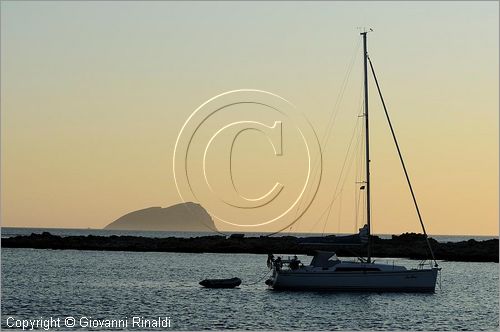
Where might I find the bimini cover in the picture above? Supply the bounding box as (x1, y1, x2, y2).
(310, 251, 340, 267)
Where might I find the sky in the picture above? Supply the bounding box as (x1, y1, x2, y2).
(1, 1, 498, 236)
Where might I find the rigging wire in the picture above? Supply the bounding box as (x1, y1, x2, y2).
(353, 80, 366, 233)
(311, 73, 365, 235)
(269, 40, 365, 237)
(353, 78, 365, 232)
(316, 64, 366, 235)
(319, 39, 362, 152)
(244, 269, 272, 286)
(317, 117, 363, 234)
(337, 195, 342, 234)
(308, 120, 361, 234)
(354, 127, 365, 231)
(291, 39, 362, 226)
(368, 56, 438, 268)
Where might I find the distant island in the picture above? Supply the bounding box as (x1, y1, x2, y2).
(105, 202, 216, 232)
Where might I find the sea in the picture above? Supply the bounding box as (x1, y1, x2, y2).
(1, 228, 498, 330)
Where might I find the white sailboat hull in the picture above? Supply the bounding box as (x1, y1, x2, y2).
(270, 268, 439, 292)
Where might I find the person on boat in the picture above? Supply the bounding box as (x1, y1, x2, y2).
(289, 255, 300, 270)
(266, 253, 275, 269)
(274, 257, 282, 271)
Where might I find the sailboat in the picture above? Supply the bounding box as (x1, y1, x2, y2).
(265, 31, 441, 292)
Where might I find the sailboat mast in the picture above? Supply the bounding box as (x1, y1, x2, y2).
(361, 31, 372, 264)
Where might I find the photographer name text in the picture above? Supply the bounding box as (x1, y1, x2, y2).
(5, 316, 171, 330)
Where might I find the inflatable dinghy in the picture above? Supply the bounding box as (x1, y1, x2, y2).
(199, 277, 242, 288)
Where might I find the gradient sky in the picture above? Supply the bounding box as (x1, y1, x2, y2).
(1, 1, 498, 236)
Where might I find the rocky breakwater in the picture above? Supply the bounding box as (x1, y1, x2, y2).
(2, 232, 498, 262)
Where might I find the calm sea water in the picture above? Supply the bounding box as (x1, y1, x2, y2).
(2, 227, 497, 243)
(1, 248, 498, 330)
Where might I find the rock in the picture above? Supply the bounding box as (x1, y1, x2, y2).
(105, 202, 216, 232)
(2, 232, 497, 262)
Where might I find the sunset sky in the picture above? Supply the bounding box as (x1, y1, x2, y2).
(1, 1, 498, 236)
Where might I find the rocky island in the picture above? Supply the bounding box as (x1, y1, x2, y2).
(106, 202, 216, 232)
